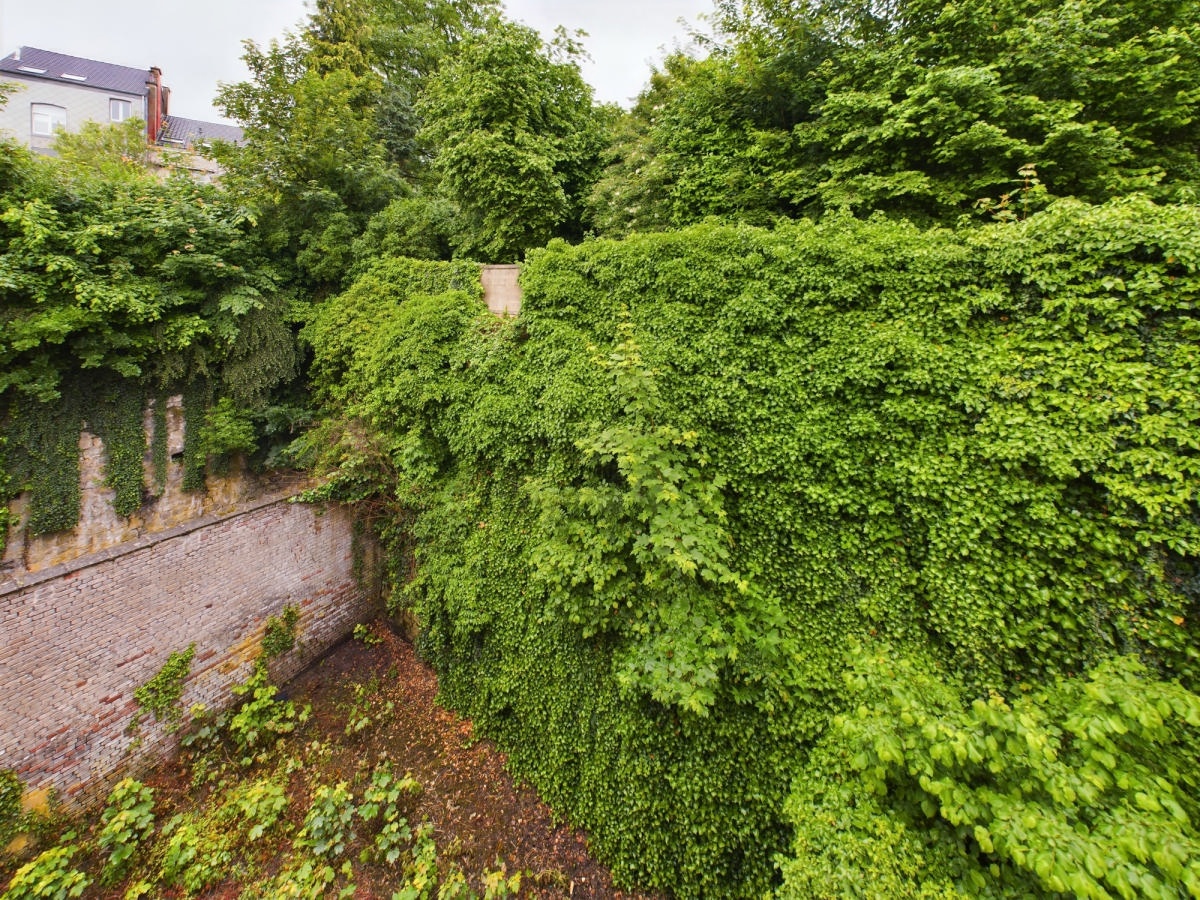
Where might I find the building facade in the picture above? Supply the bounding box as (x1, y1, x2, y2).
(0, 45, 240, 177)
(0, 46, 168, 153)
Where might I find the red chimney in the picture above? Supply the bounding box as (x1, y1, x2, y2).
(146, 67, 163, 143)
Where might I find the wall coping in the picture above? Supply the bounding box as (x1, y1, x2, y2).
(0, 489, 311, 598)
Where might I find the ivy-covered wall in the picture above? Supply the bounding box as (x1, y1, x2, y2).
(2, 385, 265, 572)
(307, 200, 1200, 897)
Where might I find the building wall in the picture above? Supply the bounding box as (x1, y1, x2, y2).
(0, 496, 378, 809)
(0, 76, 145, 151)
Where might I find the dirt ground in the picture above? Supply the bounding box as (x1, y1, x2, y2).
(131, 621, 658, 899)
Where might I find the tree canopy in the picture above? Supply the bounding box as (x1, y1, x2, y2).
(590, 0, 1200, 233)
(419, 21, 614, 261)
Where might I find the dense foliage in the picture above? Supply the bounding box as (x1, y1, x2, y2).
(419, 21, 613, 261)
(590, 0, 1200, 233)
(307, 197, 1200, 896)
(213, 0, 610, 279)
(0, 130, 295, 539)
(5, 0, 1200, 895)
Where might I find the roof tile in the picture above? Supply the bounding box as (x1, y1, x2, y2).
(0, 46, 151, 96)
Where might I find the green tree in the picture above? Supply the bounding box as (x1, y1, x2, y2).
(593, 0, 1200, 232)
(51, 117, 150, 182)
(587, 51, 801, 237)
(214, 26, 397, 290)
(419, 21, 613, 261)
(213, 0, 498, 287)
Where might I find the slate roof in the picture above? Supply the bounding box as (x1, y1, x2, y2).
(160, 115, 244, 147)
(0, 47, 151, 96)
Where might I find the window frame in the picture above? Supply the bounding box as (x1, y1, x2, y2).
(109, 98, 133, 123)
(31, 103, 67, 137)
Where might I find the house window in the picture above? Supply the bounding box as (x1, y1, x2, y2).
(31, 104, 67, 136)
(110, 99, 132, 122)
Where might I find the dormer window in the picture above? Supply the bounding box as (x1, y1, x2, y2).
(31, 103, 66, 136)
(110, 99, 132, 122)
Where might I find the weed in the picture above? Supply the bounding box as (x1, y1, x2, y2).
(342, 677, 394, 739)
(250, 858, 349, 899)
(158, 812, 232, 894)
(482, 860, 522, 899)
(353, 623, 382, 646)
(219, 777, 287, 841)
(297, 783, 357, 861)
(2, 834, 90, 899)
(358, 765, 420, 866)
(392, 824, 439, 900)
(228, 662, 309, 766)
(96, 779, 155, 885)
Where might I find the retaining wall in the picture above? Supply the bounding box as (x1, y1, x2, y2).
(0, 495, 377, 810)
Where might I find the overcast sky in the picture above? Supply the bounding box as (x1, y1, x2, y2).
(0, 0, 711, 123)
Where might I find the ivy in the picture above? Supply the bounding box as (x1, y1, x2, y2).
(262, 605, 301, 660)
(199, 397, 257, 475)
(0, 769, 23, 849)
(149, 392, 169, 498)
(307, 198, 1200, 896)
(181, 380, 209, 493)
(134, 644, 196, 727)
(88, 377, 148, 519)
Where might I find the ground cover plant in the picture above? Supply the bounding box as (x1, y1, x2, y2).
(303, 196, 1200, 897)
(0, 627, 638, 899)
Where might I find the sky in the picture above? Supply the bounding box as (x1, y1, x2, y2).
(0, 0, 711, 123)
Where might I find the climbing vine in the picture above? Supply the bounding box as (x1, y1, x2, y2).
(308, 197, 1200, 897)
(181, 380, 210, 493)
(262, 605, 301, 660)
(0, 769, 23, 849)
(4, 388, 86, 536)
(133, 644, 196, 727)
(88, 378, 148, 518)
(149, 393, 169, 499)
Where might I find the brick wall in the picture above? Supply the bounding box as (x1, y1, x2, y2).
(0, 495, 377, 810)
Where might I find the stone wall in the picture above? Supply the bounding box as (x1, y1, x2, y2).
(481, 264, 522, 316)
(3, 395, 305, 576)
(0, 495, 378, 810)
